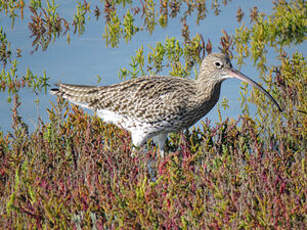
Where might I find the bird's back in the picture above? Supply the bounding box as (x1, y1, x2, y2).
(51, 76, 204, 131)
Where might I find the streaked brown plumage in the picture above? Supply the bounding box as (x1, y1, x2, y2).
(50, 53, 282, 157)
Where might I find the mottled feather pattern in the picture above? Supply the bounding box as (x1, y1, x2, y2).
(52, 76, 207, 127)
(50, 53, 281, 156)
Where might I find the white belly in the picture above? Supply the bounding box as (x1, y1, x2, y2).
(97, 109, 163, 147)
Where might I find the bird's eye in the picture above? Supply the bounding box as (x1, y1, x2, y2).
(215, 61, 223, 69)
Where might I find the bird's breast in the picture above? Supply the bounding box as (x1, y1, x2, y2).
(180, 82, 222, 128)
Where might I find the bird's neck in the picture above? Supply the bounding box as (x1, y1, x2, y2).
(190, 78, 223, 119)
(195, 77, 222, 103)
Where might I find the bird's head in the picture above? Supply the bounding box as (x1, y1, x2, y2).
(199, 53, 233, 82)
(198, 53, 283, 112)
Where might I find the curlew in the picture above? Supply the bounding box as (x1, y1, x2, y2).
(50, 53, 282, 157)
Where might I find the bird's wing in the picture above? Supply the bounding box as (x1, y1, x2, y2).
(50, 83, 104, 109)
(95, 76, 195, 123)
(51, 77, 195, 123)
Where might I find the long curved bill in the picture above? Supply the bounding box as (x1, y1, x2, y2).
(225, 68, 283, 112)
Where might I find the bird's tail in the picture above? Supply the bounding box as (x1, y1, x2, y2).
(50, 83, 101, 108)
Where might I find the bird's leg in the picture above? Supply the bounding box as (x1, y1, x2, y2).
(131, 131, 148, 157)
(147, 157, 157, 182)
(148, 133, 167, 182)
(152, 133, 168, 158)
(178, 129, 189, 155)
(131, 145, 140, 158)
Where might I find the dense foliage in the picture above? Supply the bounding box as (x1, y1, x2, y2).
(0, 0, 306, 229)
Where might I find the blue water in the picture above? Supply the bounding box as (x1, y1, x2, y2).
(1, 1, 302, 134)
